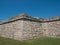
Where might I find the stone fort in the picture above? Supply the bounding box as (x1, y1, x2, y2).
(0, 13, 60, 40)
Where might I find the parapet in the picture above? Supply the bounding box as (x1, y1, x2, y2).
(0, 14, 60, 24)
(43, 16, 60, 22)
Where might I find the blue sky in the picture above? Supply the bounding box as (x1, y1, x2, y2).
(0, 0, 60, 21)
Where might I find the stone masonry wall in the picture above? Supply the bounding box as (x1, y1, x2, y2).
(42, 21, 60, 38)
(46, 21, 60, 38)
(0, 20, 23, 40)
(0, 18, 60, 40)
(22, 20, 44, 40)
(0, 20, 44, 40)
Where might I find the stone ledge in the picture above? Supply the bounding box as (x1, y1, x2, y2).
(0, 14, 60, 24)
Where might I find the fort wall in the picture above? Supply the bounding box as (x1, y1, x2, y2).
(0, 20, 24, 40)
(0, 14, 60, 40)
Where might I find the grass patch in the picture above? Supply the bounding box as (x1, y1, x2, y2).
(0, 37, 60, 45)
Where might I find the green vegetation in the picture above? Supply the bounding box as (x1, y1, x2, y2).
(0, 37, 60, 45)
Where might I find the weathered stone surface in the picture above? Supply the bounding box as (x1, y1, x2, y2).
(0, 14, 60, 40)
